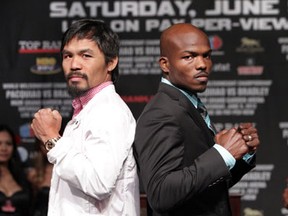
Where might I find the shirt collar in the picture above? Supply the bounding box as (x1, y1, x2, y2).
(161, 77, 198, 108)
(72, 81, 113, 118)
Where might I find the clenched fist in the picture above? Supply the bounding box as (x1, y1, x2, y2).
(31, 108, 62, 143)
(214, 123, 260, 160)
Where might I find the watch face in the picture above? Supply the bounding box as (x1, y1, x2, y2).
(45, 141, 55, 151)
(44, 137, 60, 151)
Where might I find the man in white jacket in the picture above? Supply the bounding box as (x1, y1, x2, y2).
(31, 19, 140, 216)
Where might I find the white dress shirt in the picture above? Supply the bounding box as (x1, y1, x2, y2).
(47, 85, 140, 216)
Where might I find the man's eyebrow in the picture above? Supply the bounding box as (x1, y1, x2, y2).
(61, 49, 70, 55)
(203, 49, 212, 55)
(79, 48, 94, 54)
(182, 49, 212, 55)
(62, 48, 94, 55)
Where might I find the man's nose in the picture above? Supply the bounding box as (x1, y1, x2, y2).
(70, 57, 82, 70)
(195, 57, 207, 70)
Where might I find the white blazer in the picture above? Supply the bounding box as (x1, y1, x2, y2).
(47, 85, 140, 216)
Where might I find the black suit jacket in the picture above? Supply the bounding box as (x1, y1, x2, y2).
(134, 83, 255, 216)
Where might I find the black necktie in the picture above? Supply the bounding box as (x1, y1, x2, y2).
(197, 98, 217, 134)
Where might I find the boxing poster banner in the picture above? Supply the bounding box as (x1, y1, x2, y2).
(1, 0, 288, 215)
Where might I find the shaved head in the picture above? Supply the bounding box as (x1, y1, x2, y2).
(158, 23, 212, 93)
(160, 23, 209, 57)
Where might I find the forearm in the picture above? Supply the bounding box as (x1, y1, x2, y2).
(48, 134, 133, 200)
(142, 148, 230, 212)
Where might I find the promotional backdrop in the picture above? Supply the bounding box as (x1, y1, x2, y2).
(1, 1, 288, 215)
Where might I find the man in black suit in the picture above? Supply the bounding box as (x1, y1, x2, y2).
(133, 23, 260, 216)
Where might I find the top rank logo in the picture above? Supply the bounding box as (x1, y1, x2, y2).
(18, 40, 62, 75)
(18, 40, 61, 54)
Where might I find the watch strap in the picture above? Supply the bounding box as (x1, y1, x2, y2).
(44, 136, 61, 151)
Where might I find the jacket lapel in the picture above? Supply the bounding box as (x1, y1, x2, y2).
(158, 83, 215, 146)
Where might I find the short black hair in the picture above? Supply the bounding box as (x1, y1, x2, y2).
(61, 19, 119, 83)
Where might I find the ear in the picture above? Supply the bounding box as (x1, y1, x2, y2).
(159, 56, 169, 76)
(107, 57, 119, 72)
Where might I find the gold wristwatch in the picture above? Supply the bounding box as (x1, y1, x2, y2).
(44, 136, 61, 151)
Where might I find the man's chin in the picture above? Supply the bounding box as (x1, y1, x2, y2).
(198, 87, 207, 93)
(67, 85, 89, 98)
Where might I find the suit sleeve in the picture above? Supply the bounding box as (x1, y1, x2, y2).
(228, 155, 256, 188)
(134, 108, 231, 212)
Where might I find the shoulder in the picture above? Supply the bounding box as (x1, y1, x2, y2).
(86, 87, 135, 124)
